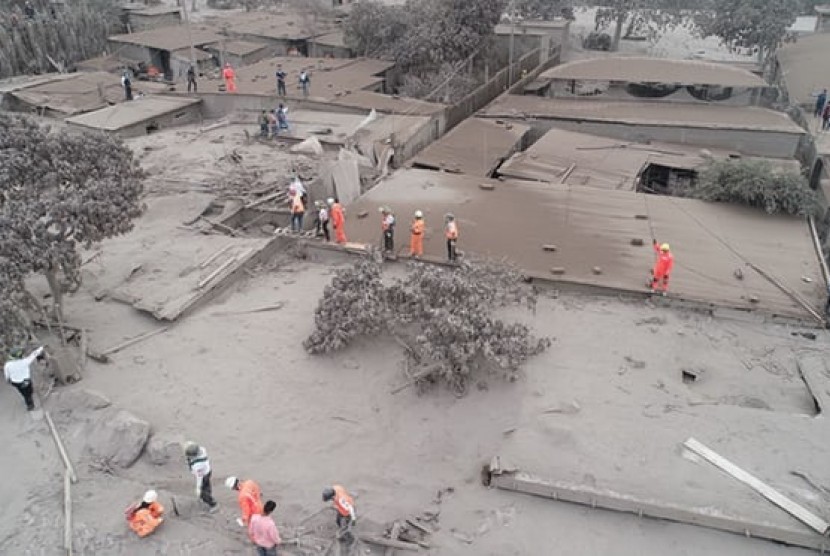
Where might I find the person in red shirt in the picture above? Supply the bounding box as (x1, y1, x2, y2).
(249, 500, 281, 556)
(649, 240, 674, 296)
(222, 63, 237, 93)
(226, 476, 264, 526)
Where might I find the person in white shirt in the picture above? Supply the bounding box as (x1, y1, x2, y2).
(4, 346, 44, 411)
(183, 441, 218, 510)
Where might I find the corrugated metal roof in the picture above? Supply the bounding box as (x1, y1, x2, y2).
(541, 57, 766, 87)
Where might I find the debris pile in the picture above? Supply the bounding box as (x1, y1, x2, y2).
(304, 259, 550, 395)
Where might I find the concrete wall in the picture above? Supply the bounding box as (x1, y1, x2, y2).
(311, 43, 352, 59)
(516, 118, 802, 158)
(109, 41, 153, 63)
(68, 102, 203, 139)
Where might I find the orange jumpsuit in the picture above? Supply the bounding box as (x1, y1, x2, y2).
(237, 479, 264, 526)
(651, 244, 674, 292)
(410, 219, 424, 257)
(127, 502, 164, 537)
(331, 203, 347, 244)
(332, 484, 356, 527)
(223, 65, 237, 93)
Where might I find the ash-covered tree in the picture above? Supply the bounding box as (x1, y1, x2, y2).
(514, 0, 574, 20)
(594, 0, 693, 52)
(344, 0, 505, 100)
(678, 159, 819, 216)
(694, 0, 800, 65)
(0, 114, 144, 347)
(304, 259, 550, 396)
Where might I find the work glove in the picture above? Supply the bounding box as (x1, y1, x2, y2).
(236, 518, 244, 527)
(195, 487, 201, 497)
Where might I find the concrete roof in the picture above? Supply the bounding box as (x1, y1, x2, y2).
(213, 11, 334, 41)
(540, 57, 766, 87)
(480, 96, 805, 134)
(109, 25, 224, 51)
(231, 56, 394, 100)
(776, 33, 830, 106)
(498, 128, 801, 189)
(65, 95, 201, 131)
(6, 71, 169, 115)
(327, 90, 446, 116)
(411, 118, 530, 176)
(344, 169, 824, 321)
(205, 40, 269, 56)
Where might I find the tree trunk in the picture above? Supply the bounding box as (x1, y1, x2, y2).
(191, 0, 198, 13)
(611, 12, 626, 52)
(44, 263, 67, 345)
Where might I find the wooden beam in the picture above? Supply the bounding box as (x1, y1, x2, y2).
(100, 326, 170, 357)
(44, 411, 77, 483)
(64, 470, 73, 555)
(487, 459, 830, 552)
(683, 438, 830, 535)
(356, 534, 419, 552)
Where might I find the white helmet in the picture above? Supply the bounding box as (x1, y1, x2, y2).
(327, 198, 335, 206)
(225, 476, 238, 490)
(414, 210, 423, 218)
(142, 490, 158, 504)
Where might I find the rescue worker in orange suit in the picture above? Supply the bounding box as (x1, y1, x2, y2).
(650, 240, 674, 296)
(445, 213, 459, 262)
(226, 476, 264, 527)
(379, 206, 395, 255)
(126, 490, 164, 538)
(322, 485, 356, 529)
(222, 62, 237, 93)
(328, 198, 347, 244)
(410, 210, 425, 258)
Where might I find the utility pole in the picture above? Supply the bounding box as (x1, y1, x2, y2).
(180, 0, 197, 75)
(508, 0, 516, 85)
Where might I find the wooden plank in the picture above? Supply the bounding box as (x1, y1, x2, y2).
(199, 244, 233, 269)
(64, 470, 73, 555)
(356, 534, 419, 552)
(385, 521, 402, 556)
(684, 438, 830, 535)
(198, 255, 239, 289)
(44, 411, 77, 483)
(100, 326, 170, 357)
(488, 462, 830, 552)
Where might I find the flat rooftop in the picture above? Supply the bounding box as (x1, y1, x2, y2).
(65, 95, 201, 131)
(231, 56, 394, 100)
(4, 71, 169, 115)
(109, 25, 224, 51)
(776, 33, 830, 107)
(480, 96, 805, 134)
(411, 118, 530, 176)
(540, 57, 766, 87)
(498, 128, 800, 189)
(212, 10, 335, 41)
(344, 169, 824, 322)
(325, 90, 446, 116)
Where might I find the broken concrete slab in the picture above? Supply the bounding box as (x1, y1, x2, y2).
(796, 353, 830, 415)
(486, 458, 830, 552)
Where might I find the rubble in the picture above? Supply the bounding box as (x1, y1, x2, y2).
(84, 409, 151, 468)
